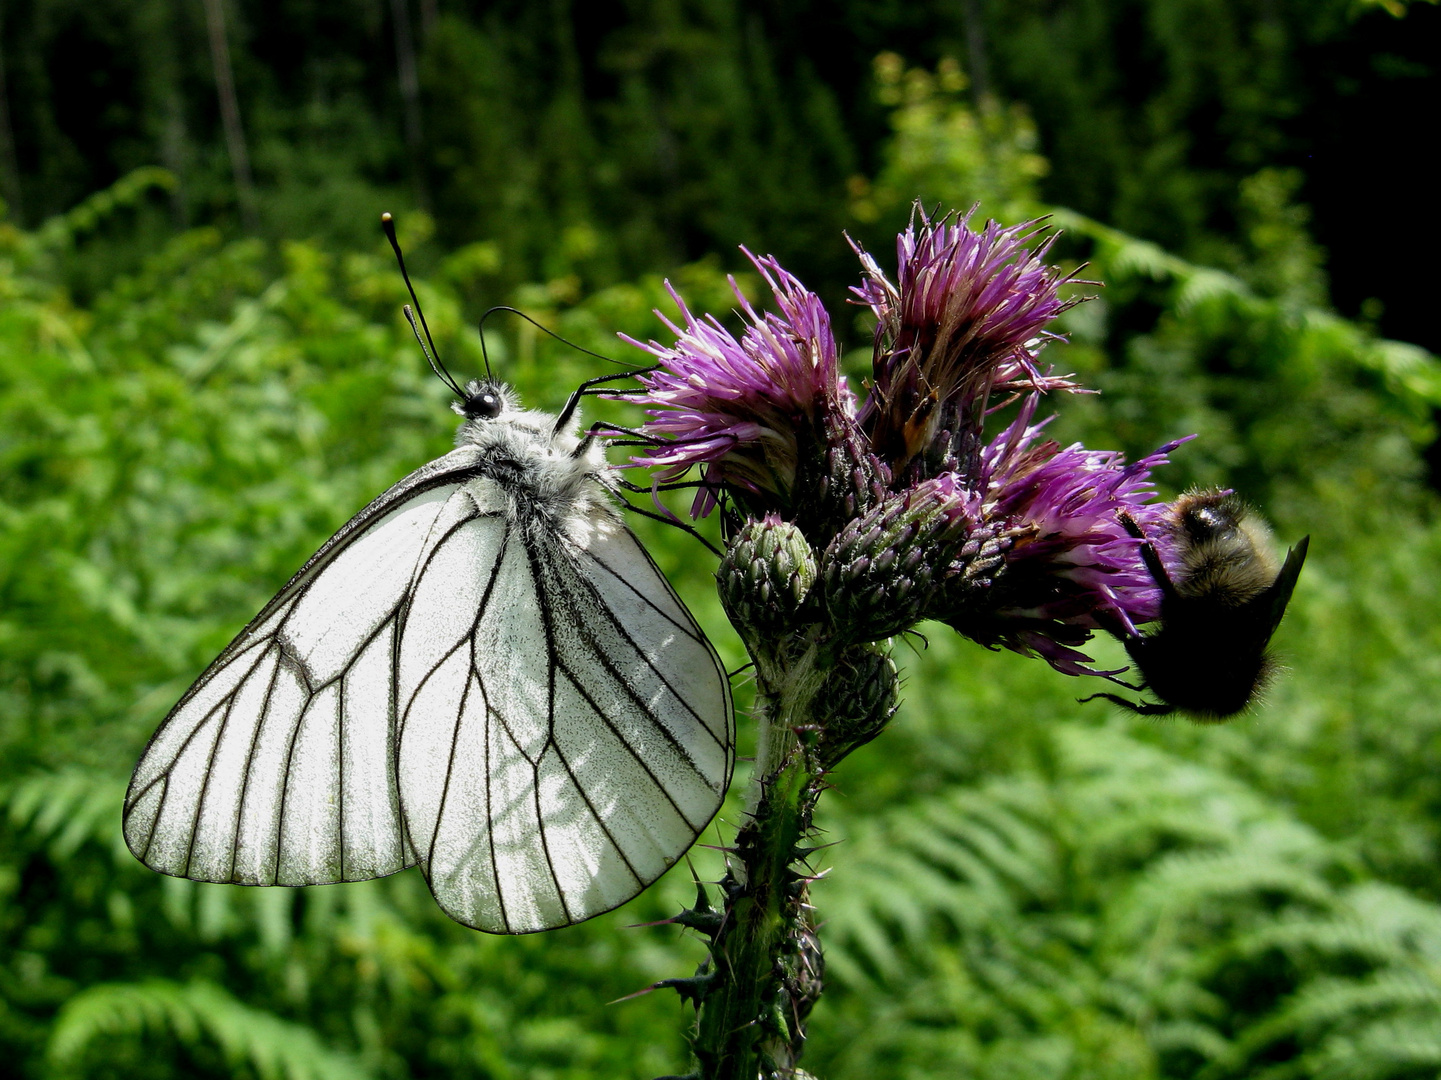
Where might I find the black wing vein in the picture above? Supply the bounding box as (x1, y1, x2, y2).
(395, 510, 506, 735)
(543, 722, 646, 889)
(548, 538, 729, 762)
(525, 535, 575, 927)
(182, 692, 239, 878)
(566, 537, 709, 644)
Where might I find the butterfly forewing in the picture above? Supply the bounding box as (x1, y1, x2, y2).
(122, 469, 487, 886)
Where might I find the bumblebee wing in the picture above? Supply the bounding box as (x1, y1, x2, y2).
(1260, 534, 1310, 640)
(396, 502, 734, 934)
(123, 448, 488, 887)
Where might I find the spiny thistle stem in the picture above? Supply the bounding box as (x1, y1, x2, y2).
(692, 628, 836, 1079)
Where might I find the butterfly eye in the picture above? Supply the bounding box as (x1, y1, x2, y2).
(464, 391, 503, 420)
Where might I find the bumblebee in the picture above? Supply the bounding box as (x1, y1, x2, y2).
(1082, 489, 1309, 720)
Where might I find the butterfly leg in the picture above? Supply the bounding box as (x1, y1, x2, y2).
(572, 420, 740, 459)
(618, 501, 723, 557)
(554, 368, 661, 433)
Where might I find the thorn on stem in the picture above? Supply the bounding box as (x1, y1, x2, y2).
(654, 973, 717, 1008)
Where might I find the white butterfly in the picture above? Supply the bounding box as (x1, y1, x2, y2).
(123, 375, 734, 934)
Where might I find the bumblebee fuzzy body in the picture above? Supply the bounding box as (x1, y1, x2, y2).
(1089, 489, 1309, 720)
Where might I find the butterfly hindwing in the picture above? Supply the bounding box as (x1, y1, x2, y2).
(397, 494, 734, 933)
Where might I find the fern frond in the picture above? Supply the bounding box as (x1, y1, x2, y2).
(823, 776, 1052, 986)
(1310, 1016, 1441, 1080)
(1233, 972, 1441, 1058)
(1105, 841, 1336, 949)
(813, 724, 1441, 1080)
(1230, 878, 1441, 972)
(4, 768, 128, 860)
(1147, 1018, 1234, 1063)
(47, 979, 371, 1080)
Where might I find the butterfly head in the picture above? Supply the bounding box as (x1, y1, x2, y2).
(453, 380, 516, 421)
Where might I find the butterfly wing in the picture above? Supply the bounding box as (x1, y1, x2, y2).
(126, 442, 734, 932)
(123, 448, 491, 887)
(396, 498, 734, 933)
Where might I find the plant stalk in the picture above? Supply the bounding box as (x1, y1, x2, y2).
(691, 634, 828, 1080)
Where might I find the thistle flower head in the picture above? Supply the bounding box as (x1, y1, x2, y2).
(852, 206, 1083, 480)
(929, 397, 1185, 674)
(618, 251, 851, 517)
(610, 206, 1290, 1066)
(718, 515, 819, 637)
(617, 209, 1194, 695)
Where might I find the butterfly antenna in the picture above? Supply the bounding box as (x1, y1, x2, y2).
(479, 305, 630, 369)
(381, 212, 465, 397)
(400, 306, 456, 393)
(475, 308, 497, 382)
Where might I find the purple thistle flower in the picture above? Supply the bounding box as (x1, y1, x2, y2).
(618, 250, 853, 517)
(851, 206, 1083, 481)
(618, 208, 1193, 684)
(822, 472, 984, 642)
(940, 396, 1187, 675)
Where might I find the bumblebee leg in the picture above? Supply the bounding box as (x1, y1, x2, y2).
(1118, 510, 1178, 600)
(1077, 691, 1176, 716)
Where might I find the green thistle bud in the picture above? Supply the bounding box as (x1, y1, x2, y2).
(816, 644, 900, 767)
(820, 477, 976, 642)
(718, 516, 819, 638)
(792, 409, 889, 539)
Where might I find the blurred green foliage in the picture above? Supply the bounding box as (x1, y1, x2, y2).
(2, 0, 1434, 343)
(3, 4, 1441, 1079)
